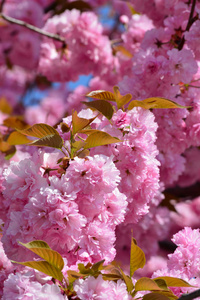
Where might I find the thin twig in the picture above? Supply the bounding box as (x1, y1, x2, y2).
(178, 289, 200, 300)
(185, 0, 197, 31)
(178, 0, 197, 50)
(0, 0, 6, 13)
(0, 13, 66, 46)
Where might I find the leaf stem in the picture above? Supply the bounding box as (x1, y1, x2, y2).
(76, 135, 86, 141)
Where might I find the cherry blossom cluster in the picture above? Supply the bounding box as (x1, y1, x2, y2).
(0, 0, 200, 299)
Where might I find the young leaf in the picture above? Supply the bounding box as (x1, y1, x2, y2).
(102, 273, 122, 281)
(130, 238, 146, 277)
(135, 277, 168, 291)
(0, 138, 16, 159)
(153, 279, 169, 291)
(142, 292, 172, 300)
(91, 260, 105, 273)
(19, 123, 60, 138)
(72, 111, 96, 135)
(113, 45, 133, 58)
(0, 139, 14, 152)
(19, 240, 64, 270)
(30, 134, 63, 149)
(20, 240, 51, 249)
(118, 267, 134, 292)
(79, 129, 99, 135)
(77, 149, 90, 158)
(83, 100, 114, 120)
(113, 86, 132, 109)
(7, 131, 32, 145)
(4, 145, 16, 160)
(84, 131, 121, 149)
(127, 2, 140, 15)
(11, 260, 63, 282)
(128, 98, 190, 110)
(86, 90, 116, 102)
(78, 263, 92, 275)
(3, 116, 29, 130)
(67, 270, 85, 284)
(72, 140, 86, 151)
(154, 277, 193, 287)
(0, 97, 13, 114)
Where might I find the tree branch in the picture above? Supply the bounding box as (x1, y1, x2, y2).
(178, 0, 197, 50)
(178, 289, 200, 300)
(0, 13, 66, 46)
(185, 0, 197, 31)
(0, 0, 6, 13)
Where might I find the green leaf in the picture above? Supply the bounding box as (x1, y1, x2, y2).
(30, 134, 63, 149)
(128, 97, 190, 110)
(113, 86, 132, 109)
(135, 277, 168, 291)
(78, 263, 92, 275)
(8, 124, 63, 149)
(67, 270, 85, 284)
(7, 131, 32, 145)
(79, 129, 99, 135)
(113, 45, 133, 58)
(4, 146, 16, 160)
(19, 240, 64, 270)
(3, 116, 29, 130)
(0, 96, 13, 114)
(91, 260, 105, 273)
(20, 240, 51, 249)
(127, 3, 140, 15)
(0, 138, 16, 159)
(86, 90, 116, 102)
(72, 140, 86, 151)
(118, 267, 134, 292)
(11, 260, 63, 282)
(130, 238, 146, 277)
(19, 123, 60, 138)
(102, 273, 122, 281)
(83, 100, 114, 120)
(77, 149, 90, 158)
(84, 131, 121, 149)
(153, 279, 169, 291)
(142, 292, 173, 300)
(72, 111, 96, 135)
(154, 277, 193, 287)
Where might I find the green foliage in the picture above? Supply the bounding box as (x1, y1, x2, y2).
(3, 85, 189, 161)
(83, 130, 121, 149)
(83, 99, 114, 120)
(12, 238, 192, 299)
(130, 237, 146, 277)
(128, 97, 190, 110)
(12, 240, 64, 282)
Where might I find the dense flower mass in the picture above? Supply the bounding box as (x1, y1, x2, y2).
(0, 0, 200, 299)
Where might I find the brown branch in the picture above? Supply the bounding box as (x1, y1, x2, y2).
(178, 0, 197, 50)
(0, 0, 6, 13)
(0, 13, 66, 46)
(178, 289, 200, 300)
(185, 0, 197, 31)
